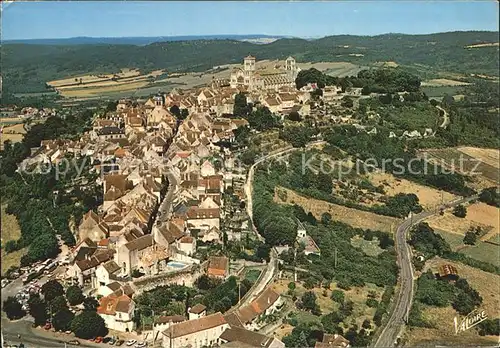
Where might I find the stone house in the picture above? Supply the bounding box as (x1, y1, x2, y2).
(97, 294, 135, 332)
(236, 287, 283, 330)
(207, 256, 229, 279)
(161, 312, 229, 348)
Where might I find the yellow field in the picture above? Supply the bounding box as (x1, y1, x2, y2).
(427, 202, 499, 240)
(59, 81, 149, 98)
(406, 257, 500, 346)
(47, 68, 142, 87)
(274, 186, 399, 233)
(465, 42, 499, 48)
(1, 204, 26, 275)
(368, 172, 457, 210)
(457, 147, 499, 169)
(421, 79, 471, 87)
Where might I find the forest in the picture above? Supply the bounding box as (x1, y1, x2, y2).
(1, 31, 498, 94)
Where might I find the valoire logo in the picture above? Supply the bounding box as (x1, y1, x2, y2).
(454, 309, 488, 334)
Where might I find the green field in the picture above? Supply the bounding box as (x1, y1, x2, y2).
(436, 229, 500, 267)
(351, 236, 384, 256)
(422, 86, 465, 98)
(244, 269, 262, 283)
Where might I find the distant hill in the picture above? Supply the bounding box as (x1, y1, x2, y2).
(2, 31, 498, 94)
(3, 34, 291, 46)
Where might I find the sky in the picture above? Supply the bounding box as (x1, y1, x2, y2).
(2, 1, 499, 40)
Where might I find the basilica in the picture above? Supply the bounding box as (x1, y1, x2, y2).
(229, 55, 301, 91)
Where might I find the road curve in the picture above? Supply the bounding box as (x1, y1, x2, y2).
(237, 141, 326, 308)
(374, 195, 478, 348)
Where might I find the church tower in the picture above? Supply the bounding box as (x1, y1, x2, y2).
(285, 56, 297, 78)
(243, 55, 256, 89)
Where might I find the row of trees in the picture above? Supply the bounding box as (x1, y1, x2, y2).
(295, 67, 421, 94)
(3, 280, 106, 339)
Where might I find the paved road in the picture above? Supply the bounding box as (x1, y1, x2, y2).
(374, 195, 477, 348)
(157, 171, 178, 225)
(237, 141, 326, 309)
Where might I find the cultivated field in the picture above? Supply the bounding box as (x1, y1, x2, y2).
(421, 147, 499, 186)
(274, 186, 399, 233)
(406, 257, 500, 346)
(421, 79, 471, 87)
(1, 205, 25, 275)
(367, 172, 457, 210)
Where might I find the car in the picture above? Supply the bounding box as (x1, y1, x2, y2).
(103, 337, 112, 344)
(108, 338, 116, 345)
(67, 339, 81, 346)
(126, 339, 137, 346)
(65, 330, 72, 334)
(115, 340, 125, 346)
(95, 337, 103, 343)
(44, 322, 52, 330)
(134, 342, 147, 348)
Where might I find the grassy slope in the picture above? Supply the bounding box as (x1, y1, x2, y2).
(1, 204, 26, 275)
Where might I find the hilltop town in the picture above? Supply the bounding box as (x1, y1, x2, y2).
(1, 46, 499, 348)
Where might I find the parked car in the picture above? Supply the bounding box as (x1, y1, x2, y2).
(103, 337, 112, 344)
(95, 337, 103, 343)
(126, 339, 136, 346)
(44, 323, 52, 330)
(115, 340, 124, 346)
(135, 342, 147, 348)
(67, 339, 80, 345)
(108, 337, 116, 345)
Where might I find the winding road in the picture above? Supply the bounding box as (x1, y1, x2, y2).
(374, 195, 477, 348)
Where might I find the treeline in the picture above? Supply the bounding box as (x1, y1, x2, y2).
(409, 223, 500, 274)
(295, 67, 421, 94)
(324, 126, 475, 196)
(409, 271, 483, 327)
(4, 31, 497, 94)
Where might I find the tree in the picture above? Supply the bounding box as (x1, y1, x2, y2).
(50, 295, 69, 315)
(195, 275, 214, 291)
(453, 204, 467, 218)
(301, 291, 318, 312)
(70, 311, 107, 339)
(288, 282, 296, 291)
(362, 319, 371, 329)
(366, 298, 379, 308)
(321, 212, 332, 225)
(247, 106, 279, 131)
(256, 243, 271, 262)
(341, 96, 354, 108)
(66, 285, 85, 306)
(180, 108, 189, 120)
(331, 290, 345, 303)
(3, 296, 25, 320)
(82, 297, 99, 312)
(41, 280, 64, 302)
(288, 111, 302, 122)
(28, 294, 48, 326)
(53, 309, 74, 332)
(233, 93, 250, 118)
(169, 105, 181, 118)
(27, 233, 59, 263)
(463, 230, 477, 245)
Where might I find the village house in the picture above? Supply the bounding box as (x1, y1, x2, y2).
(236, 287, 283, 330)
(188, 304, 207, 320)
(97, 293, 135, 332)
(314, 334, 351, 348)
(220, 326, 285, 348)
(207, 256, 229, 279)
(161, 312, 230, 348)
(296, 221, 321, 256)
(78, 210, 109, 242)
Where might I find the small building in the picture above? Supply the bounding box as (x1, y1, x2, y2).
(161, 312, 229, 348)
(188, 304, 207, 320)
(296, 221, 321, 256)
(207, 256, 229, 279)
(220, 326, 285, 348)
(315, 333, 350, 348)
(236, 287, 283, 330)
(97, 294, 135, 332)
(438, 264, 459, 281)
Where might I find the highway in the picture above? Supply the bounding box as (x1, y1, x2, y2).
(374, 195, 478, 348)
